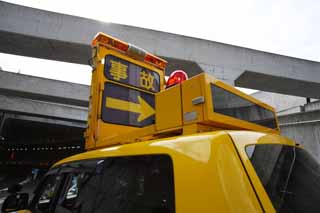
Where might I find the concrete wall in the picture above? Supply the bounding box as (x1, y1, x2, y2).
(279, 110, 320, 162)
(252, 91, 307, 113)
(304, 100, 320, 112)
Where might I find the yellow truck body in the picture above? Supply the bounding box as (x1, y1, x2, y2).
(5, 33, 320, 213)
(53, 130, 296, 212)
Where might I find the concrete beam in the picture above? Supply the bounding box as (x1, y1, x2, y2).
(236, 71, 320, 99)
(279, 110, 320, 124)
(279, 111, 320, 161)
(0, 94, 88, 122)
(2, 112, 86, 128)
(304, 100, 320, 112)
(1, 2, 320, 97)
(0, 70, 89, 106)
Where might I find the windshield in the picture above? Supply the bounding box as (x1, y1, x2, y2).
(246, 144, 320, 212)
(30, 154, 175, 213)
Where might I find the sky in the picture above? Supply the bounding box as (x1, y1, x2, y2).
(1, 0, 320, 93)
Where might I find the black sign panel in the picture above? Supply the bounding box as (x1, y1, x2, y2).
(104, 55, 160, 93)
(101, 83, 155, 127)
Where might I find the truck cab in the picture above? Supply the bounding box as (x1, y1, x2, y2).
(3, 33, 320, 213)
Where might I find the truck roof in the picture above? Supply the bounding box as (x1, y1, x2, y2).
(54, 130, 295, 167)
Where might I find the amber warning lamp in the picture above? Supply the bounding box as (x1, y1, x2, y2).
(166, 70, 188, 88)
(92, 32, 167, 70)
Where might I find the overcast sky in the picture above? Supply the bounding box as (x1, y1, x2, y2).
(1, 0, 319, 93)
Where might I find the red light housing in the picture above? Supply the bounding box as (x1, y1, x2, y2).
(166, 70, 188, 88)
(92, 32, 167, 70)
(144, 53, 167, 70)
(92, 33, 129, 52)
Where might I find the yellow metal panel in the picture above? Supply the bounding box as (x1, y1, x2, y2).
(182, 123, 223, 135)
(208, 133, 263, 212)
(85, 47, 105, 149)
(94, 121, 139, 149)
(228, 131, 296, 212)
(181, 75, 205, 125)
(155, 84, 182, 131)
(178, 73, 278, 134)
(55, 131, 263, 212)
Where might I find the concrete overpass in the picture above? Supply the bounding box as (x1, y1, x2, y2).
(0, 71, 86, 167)
(1, 1, 320, 98)
(0, 70, 88, 125)
(0, 71, 88, 123)
(0, 70, 87, 148)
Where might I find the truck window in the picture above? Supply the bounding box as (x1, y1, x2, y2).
(211, 84, 277, 129)
(246, 144, 320, 213)
(53, 154, 175, 213)
(31, 174, 63, 213)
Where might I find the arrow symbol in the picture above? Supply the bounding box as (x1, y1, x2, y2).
(106, 96, 155, 122)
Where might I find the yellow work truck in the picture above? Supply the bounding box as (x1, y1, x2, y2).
(2, 33, 320, 213)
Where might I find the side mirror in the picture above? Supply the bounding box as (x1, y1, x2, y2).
(1, 193, 29, 213)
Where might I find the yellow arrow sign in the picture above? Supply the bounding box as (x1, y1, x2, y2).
(106, 96, 155, 122)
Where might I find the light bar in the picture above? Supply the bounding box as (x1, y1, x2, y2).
(92, 33, 129, 52)
(92, 32, 167, 70)
(144, 54, 167, 70)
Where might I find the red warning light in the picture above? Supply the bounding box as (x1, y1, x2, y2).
(166, 70, 188, 88)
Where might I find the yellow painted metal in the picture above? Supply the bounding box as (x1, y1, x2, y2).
(228, 131, 296, 213)
(179, 73, 279, 135)
(55, 131, 266, 212)
(84, 47, 101, 150)
(86, 34, 279, 150)
(182, 123, 223, 135)
(181, 75, 204, 125)
(12, 34, 296, 213)
(87, 72, 279, 149)
(163, 73, 280, 136)
(155, 84, 182, 131)
(85, 42, 165, 150)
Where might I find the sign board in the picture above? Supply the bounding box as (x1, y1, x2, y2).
(101, 83, 155, 127)
(104, 55, 160, 93)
